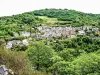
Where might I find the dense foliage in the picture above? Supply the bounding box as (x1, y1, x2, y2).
(26, 36, 100, 75)
(0, 13, 43, 36)
(51, 36, 100, 53)
(34, 9, 100, 26)
(27, 42, 54, 71)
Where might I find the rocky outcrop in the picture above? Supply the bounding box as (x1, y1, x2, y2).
(0, 65, 14, 75)
(6, 39, 29, 49)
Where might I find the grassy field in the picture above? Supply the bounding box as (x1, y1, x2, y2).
(36, 16, 58, 26)
(36, 16, 72, 26)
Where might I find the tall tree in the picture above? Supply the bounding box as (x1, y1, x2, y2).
(27, 42, 54, 71)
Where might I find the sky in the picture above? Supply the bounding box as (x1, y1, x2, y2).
(0, 0, 100, 16)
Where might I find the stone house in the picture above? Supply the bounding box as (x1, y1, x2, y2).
(78, 30, 85, 35)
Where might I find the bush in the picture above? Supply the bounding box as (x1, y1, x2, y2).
(0, 47, 31, 75)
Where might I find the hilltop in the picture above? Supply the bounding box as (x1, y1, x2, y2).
(33, 9, 100, 27)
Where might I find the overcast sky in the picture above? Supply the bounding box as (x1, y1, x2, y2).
(0, 0, 100, 16)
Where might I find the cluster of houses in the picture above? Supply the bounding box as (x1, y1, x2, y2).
(5, 26, 100, 49)
(13, 26, 99, 39)
(6, 39, 29, 49)
(37, 26, 76, 38)
(37, 26, 99, 39)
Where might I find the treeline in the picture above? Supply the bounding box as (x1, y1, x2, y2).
(33, 9, 100, 26)
(52, 36, 100, 53)
(0, 12, 43, 36)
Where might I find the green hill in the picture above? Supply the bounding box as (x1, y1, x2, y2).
(33, 9, 100, 27)
(0, 12, 43, 37)
(0, 8, 100, 37)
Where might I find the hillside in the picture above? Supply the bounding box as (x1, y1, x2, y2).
(0, 9, 100, 75)
(0, 12, 43, 37)
(0, 9, 100, 37)
(33, 9, 100, 27)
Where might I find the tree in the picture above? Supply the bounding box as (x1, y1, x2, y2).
(27, 42, 54, 71)
(59, 48, 77, 61)
(70, 53, 100, 75)
(49, 59, 70, 75)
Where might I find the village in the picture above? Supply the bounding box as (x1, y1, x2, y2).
(5, 26, 100, 49)
(37, 26, 100, 39)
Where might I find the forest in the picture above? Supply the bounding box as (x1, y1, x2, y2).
(0, 9, 100, 75)
(33, 9, 100, 27)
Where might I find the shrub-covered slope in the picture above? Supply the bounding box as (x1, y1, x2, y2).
(33, 9, 100, 26)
